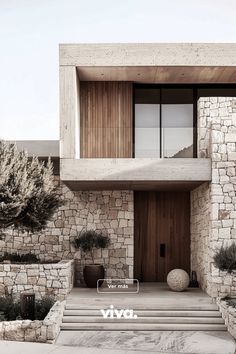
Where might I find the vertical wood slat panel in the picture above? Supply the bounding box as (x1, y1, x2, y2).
(80, 82, 133, 158)
(134, 191, 190, 282)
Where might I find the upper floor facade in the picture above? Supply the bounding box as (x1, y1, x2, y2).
(59, 43, 236, 190)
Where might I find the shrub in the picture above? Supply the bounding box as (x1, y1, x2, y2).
(73, 230, 110, 261)
(0, 140, 63, 232)
(0, 295, 54, 321)
(96, 232, 110, 249)
(0, 296, 21, 321)
(222, 296, 236, 308)
(214, 243, 236, 272)
(0, 252, 39, 263)
(35, 296, 54, 320)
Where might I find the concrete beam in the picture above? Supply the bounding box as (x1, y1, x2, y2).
(61, 158, 211, 184)
(59, 43, 236, 67)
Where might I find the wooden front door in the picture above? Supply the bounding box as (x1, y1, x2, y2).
(134, 191, 190, 282)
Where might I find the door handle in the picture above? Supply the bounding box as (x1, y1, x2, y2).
(160, 244, 165, 257)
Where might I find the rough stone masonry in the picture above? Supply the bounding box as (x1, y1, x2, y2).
(1, 188, 134, 286)
(191, 97, 236, 298)
(0, 260, 74, 300)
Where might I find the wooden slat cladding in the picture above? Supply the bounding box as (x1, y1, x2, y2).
(134, 191, 190, 282)
(80, 82, 133, 158)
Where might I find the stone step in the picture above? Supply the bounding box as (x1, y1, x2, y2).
(60, 322, 227, 331)
(65, 304, 218, 311)
(62, 299, 225, 332)
(63, 309, 221, 317)
(62, 315, 225, 324)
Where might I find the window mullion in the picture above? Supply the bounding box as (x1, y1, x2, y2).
(160, 88, 162, 158)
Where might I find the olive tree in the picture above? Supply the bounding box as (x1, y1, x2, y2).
(0, 141, 63, 232)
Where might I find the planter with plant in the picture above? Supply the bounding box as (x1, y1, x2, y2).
(214, 243, 236, 299)
(73, 230, 110, 288)
(0, 295, 54, 321)
(214, 243, 236, 274)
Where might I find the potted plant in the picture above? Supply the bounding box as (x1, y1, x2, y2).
(73, 230, 110, 288)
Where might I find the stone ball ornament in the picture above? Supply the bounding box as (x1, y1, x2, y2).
(167, 269, 190, 291)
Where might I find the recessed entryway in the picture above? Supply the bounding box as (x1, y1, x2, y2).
(134, 191, 190, 282)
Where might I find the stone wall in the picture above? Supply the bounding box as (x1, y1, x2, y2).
(190, 182, 210, 291)
(0, 260, 74, 300)
(0, 300, 64, 343)
(217, 298, 236, 339)
(195, 97, 236, 297)
(0, 185, 134, 285)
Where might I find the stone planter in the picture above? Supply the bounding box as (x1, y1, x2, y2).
(0, 300, 65, 343)
(217, 297, 236, 338)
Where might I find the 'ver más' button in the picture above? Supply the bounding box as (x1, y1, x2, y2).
(97, 279, 139, 294)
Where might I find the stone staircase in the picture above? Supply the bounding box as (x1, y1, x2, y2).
(60, 303, 227, 331)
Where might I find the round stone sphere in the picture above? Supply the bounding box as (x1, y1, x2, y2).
(167, 269, 190, 292)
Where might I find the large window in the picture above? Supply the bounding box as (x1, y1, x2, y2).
(135, 86, 195, 158)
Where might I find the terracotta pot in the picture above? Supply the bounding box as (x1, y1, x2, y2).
(83, 264, 105, 288)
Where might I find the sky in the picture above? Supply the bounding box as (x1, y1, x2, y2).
(0, 0, 236, 140)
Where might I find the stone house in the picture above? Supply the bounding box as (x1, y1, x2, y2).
(3, 43, 236, 297)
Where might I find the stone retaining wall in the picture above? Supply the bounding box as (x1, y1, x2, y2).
(213, 271, 236, 298)
(0, 260, 74, 300)
(0, 300, 64, 343)
(217, 298, 236, 339)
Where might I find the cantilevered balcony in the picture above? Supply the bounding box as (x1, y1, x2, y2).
(60, 158, 211, 190)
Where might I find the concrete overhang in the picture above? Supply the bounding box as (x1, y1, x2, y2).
(77, 66, 236, 84)
(60, 43, 236, 84)
(60, 158, 211, 191)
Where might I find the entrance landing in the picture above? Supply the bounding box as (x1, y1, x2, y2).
(66, 283, 216, 310)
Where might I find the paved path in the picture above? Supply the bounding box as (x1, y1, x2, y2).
(0, 331, 236, 354)
(0, 340, 142, 354)
(57, 330, 236, 354)
(0, 341, 145, 354)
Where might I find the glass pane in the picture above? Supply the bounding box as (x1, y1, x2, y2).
(135, 104, 159, 127)
(162, 104, 193, 158)
(135, 104, 160, 157)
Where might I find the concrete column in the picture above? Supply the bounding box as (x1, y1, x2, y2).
(60, 66, 80, 159)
